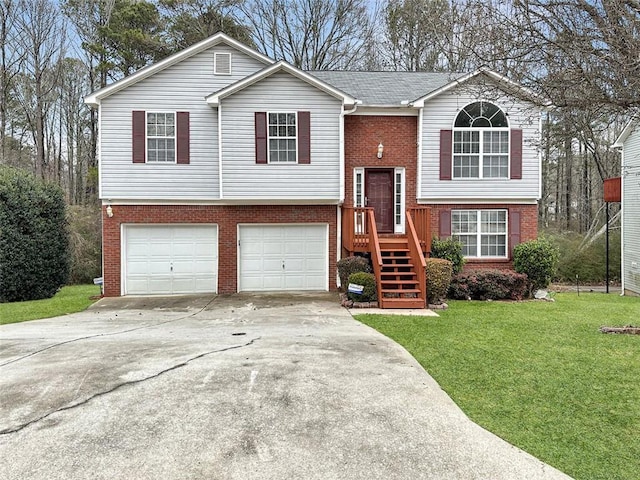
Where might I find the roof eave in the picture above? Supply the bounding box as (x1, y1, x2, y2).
(206, 61, 357, 106)
(83, 33, 274, 106)
(613, 120, 637, 148)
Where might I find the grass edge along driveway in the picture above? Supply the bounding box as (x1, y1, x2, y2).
(0, 285, 100, 325)
(356, 293, 640, 480)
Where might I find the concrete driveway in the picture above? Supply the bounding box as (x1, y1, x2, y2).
(0, 293, 572, 480)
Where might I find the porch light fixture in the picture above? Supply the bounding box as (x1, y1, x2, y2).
(106, 204, 113, 218)
(377, 143, 384, 159)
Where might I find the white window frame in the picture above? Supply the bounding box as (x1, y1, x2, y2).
(452, 209, 508, 259)
(452, 101, 510, 179)
(394, 167, 405, 233)
(353, 167, 405, 234)
(146, 111, 176, 164)
(214, 52, 232, 75)
(267, 111, 298, 164)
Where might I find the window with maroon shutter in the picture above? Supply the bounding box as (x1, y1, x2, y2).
(176, 112, 190, 164)
(256, 111, 311, 164)
(132, 111, 146, 163)
(440, 130, 452, 180)
(510, 129, 522, 179)
(439, 209, 452, 237)
(255, 112, 267, 164)
(451, 209, 509, 258)
(509, 210, 521, 257)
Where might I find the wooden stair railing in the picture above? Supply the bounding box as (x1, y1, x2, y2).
(408, 206, 432, 256)
(405, 211, 427, 308)
(367, 209, 384, 304)
(342, 206, 371, 253)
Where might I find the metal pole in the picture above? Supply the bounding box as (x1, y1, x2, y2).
(606, 202, 610, 294)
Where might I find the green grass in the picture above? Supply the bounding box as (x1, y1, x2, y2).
(0, 284, 101, 325)
(356, 293, 640, 480)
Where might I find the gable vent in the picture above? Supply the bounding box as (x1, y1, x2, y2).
(214, 52, 231, 75)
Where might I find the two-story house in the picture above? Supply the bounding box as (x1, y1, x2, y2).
(85, 33, 543, 308)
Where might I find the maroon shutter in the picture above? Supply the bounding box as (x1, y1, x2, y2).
(509, 210, 521, 258)
(510, 128, 523, 179)
(440, 130, 452, 180)
(439, 209, 452, 238)
(176, 112, 190, 164)
(297, 111, 311, 164)
(255, 112, 267, 164)
(132, 111, 146, 163)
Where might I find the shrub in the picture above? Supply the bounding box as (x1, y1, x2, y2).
(448, 269, 529, 301)
(337, 255, 371, 290)
(0, 167, 70, 302)
(431, 237, 466, 274)
(67, 205, 102, 284)
(513, 237, 559, 293)
(426, 258, 453, 305)
(346, 271, 377, 302)
(548, 231, 621, 284)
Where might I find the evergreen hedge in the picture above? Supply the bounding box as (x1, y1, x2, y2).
(0, 167, 70, 302)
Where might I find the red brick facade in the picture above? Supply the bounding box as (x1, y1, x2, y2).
(102, 204, 338, 297)
(344, 114, 539, 270)
(344, 115, 419, 209)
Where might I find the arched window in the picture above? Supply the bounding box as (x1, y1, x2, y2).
(453, 101, 509, 178)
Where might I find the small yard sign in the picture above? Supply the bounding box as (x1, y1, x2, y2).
(347, 283, 364, 294)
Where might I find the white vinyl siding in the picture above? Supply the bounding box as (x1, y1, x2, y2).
(621, 128, 640, 295)
(99, 45, 266, 200)
(220, 72, 342, 200)
(420, 83, 540, 201)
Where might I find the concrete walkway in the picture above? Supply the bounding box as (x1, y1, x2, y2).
(0, 293, 572, 479)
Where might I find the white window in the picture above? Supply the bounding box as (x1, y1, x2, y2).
(268, 112, 297, 163)
(453, 101, 509, 179)
(147, 112, 175, 163)
(452, 209, 507, 258)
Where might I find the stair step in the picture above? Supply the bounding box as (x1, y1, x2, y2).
(382, 257, 412, 263)
(381, 298, 426, 309)
(380, 272, 417, 278)
(380, 279, 419, 284)
(381, 248, 409, 253)
(382, 264, 415, 270)
(381, 288, 422, 294)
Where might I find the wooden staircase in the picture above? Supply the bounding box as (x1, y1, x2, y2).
(378, 237, 425, 308)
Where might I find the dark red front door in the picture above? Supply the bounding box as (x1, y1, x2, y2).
(366, 169, 394, 233)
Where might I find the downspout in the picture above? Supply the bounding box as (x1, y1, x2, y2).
(337, 100, 360, 287)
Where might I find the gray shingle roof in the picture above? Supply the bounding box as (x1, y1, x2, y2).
(308, 71, 466, 106)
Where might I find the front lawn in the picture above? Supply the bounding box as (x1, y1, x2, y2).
(356, 293, 640, 480)
(0, 284, 101, 325)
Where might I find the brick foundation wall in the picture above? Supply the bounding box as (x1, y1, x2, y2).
(102, 204, 338, 297)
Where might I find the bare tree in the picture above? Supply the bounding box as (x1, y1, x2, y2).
(13, 0, 67, 179)
(239, 0, 376, 69)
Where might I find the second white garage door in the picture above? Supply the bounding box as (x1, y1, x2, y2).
(238, 224, 328, 291)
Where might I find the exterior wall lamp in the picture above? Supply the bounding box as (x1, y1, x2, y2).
(377, 143, 384, 159)
(106, 204, 113, 218)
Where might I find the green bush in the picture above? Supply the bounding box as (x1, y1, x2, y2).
(0, 167, 71, 302)
(426, 258, 453, 305)
(448, 269, 529, 300)
(346, 271, 377, 302)
(67, 205, 102, 284)
(337, 255, 371, 291)
(513, 237, 559, 292)
(431, 237, 466, 274)
(548, 231, 621, 284)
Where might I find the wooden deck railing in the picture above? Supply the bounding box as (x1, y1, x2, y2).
(342, 206, 373, 252)
(408, 207, 432, 255)
(368, 209, 383, 304)
(406, 211, 427, 305)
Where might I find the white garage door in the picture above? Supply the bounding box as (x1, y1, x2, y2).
(239, 224, 328, 291)
(124, 225, 218, 295)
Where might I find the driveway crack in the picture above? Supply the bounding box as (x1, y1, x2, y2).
(0, 336, 259, 436)
(0, 297, 220, 368)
